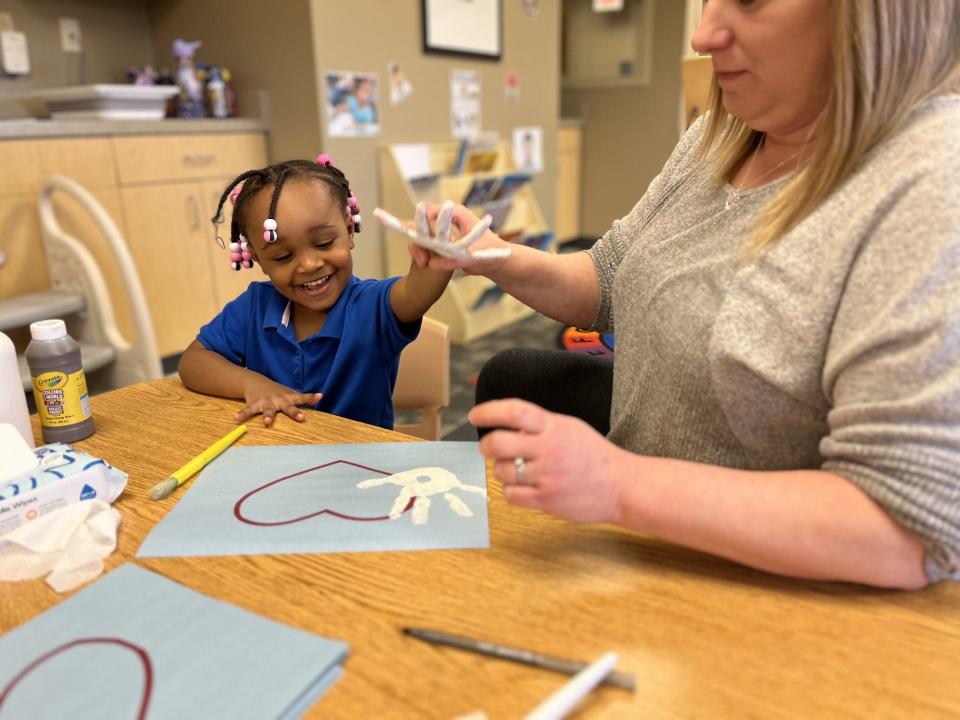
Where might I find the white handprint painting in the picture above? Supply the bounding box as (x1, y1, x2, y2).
(138, 442, 490, 558)
(357, 467, 487, 525)
(373, 202, 511, 261)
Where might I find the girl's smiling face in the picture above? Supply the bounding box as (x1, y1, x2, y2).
(244, 179, 354, 329)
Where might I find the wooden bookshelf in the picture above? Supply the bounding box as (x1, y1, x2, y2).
(379, 141, 551, 345)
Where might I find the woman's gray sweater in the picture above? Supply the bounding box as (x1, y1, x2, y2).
(588, 98, 960, 581)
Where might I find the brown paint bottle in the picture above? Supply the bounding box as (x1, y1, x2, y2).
(26, 319, 95, 443)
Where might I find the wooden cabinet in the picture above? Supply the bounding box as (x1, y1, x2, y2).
(0, 129, 267, 357)
(0, 140, 43, 195)
(0, 138, 120, 305)
(121, 183, 220, 355)
(379, 141, 550, 345)
(114, 131, 269, 354)
(200, 180, 265, 315)
(112, 133, 265, 184)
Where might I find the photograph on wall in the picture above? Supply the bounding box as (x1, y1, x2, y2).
(388, 61, 414, 105)
(512, 126, 543, 173)
(325, 70, 380, 138)
(450, 69, 482, 139)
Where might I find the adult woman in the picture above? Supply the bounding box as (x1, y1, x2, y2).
(408, 0, 960, 589)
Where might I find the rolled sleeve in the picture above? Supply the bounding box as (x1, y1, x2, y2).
(821, 166, 960, 582)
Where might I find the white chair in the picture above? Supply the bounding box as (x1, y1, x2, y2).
(36, 174, 162, 388)
(392, 317, 450, 440)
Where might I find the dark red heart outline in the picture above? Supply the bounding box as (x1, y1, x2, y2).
(0, 637, 153, 718)
(234, 459, 416, 526)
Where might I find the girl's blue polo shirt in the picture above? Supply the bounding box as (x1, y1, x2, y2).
(197, 277, 419, 429)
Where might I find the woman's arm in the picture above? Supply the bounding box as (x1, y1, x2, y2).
(483, 244, 600, 329)
(470, 399, 929, 589)
(619, 457, 928, 589)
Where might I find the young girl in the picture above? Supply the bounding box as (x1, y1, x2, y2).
(178, 154, 452, 429)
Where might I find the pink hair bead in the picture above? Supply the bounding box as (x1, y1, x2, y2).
(348, 195, 359, 209)
(230, 251, 242, 261)
(315, 153, 332, 166)
(241, 251, 253, 261)
(229, 184, 243, 206)
(263, 218, 278, 243)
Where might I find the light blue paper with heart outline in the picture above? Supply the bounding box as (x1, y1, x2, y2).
(0, 564, 347, 719)
(137, 442, 489, 558)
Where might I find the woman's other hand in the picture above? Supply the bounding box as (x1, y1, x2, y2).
(469, 398, 628, 524)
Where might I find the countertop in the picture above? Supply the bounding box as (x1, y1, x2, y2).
(0, 117, 267, 139)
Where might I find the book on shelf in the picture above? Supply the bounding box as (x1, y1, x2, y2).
(465, 148, 498, 173)
(469, 284, 505, 311)
(409, 173, 441, 191)
(462, 177, 500, 207)
(452, 138, 470, 174)
(491, 172, 531, 201)
(461, 132, 501, 174)
(482, 197, 513, 232)
(392, 143, 432, 180)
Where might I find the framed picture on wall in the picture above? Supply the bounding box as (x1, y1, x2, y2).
(422, 0, 502, 60)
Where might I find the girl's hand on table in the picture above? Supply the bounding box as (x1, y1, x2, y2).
(237, 376, 322, 426)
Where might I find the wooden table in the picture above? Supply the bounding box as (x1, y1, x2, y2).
(3, 379, 959, 719)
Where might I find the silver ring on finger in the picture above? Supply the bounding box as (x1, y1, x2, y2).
(514, 457, 527, 485)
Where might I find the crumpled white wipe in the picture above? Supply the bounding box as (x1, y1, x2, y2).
(0, 499, 120, 593)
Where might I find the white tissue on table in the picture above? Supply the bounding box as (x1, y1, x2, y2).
(0, 499, 121, 593)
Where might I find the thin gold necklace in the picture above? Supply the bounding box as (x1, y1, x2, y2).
(725, 136, 803, 211)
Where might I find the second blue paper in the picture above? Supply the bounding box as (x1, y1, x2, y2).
(138, 441, 489, 558)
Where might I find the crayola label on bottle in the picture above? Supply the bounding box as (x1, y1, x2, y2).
(32, 369, 91, 427)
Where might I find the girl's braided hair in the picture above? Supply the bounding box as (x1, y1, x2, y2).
(211, 158, 359, 250)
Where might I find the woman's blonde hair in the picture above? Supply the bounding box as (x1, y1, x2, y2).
(700, 0, 960, 252)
